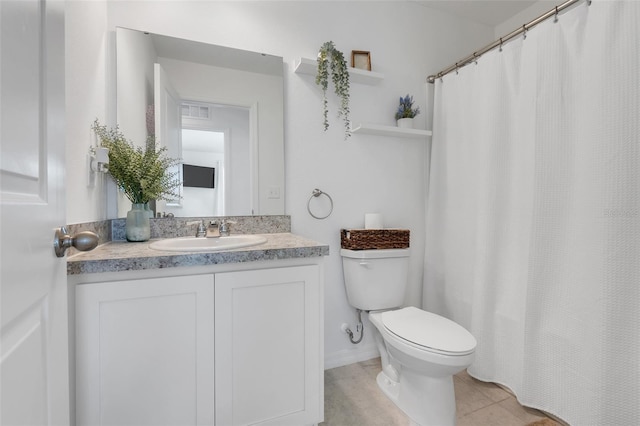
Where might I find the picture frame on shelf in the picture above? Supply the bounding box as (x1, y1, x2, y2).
(351, 50, 371, 71)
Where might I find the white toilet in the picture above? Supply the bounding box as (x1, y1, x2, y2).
(341, 248, 476, 426)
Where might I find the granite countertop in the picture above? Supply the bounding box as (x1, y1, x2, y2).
(67, 233, 330, 275)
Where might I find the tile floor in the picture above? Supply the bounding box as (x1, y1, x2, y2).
(322, 358, 560, 426)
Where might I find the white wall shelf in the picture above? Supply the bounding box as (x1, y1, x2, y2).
(351, 123, 432, 139)
(294, 57, 384, 85)
(295, 57, 430, 139)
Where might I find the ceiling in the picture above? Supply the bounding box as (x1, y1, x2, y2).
(415, 0, 541, 27)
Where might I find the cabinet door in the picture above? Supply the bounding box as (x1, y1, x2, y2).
(76, 274, 214, 426)
(215, 265, 322, 426)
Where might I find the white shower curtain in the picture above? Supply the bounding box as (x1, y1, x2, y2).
(424, 1, 639, 424)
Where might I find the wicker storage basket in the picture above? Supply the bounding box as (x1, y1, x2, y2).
(340, 229, 410, 250)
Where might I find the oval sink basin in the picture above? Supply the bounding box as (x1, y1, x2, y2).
(149, 235, 267, 252)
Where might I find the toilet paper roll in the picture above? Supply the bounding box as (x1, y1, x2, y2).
(364, 213, 383, 229)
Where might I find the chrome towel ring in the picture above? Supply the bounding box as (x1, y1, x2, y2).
(307, 188, 333, 220)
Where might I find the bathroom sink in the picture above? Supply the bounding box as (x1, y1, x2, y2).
(149, 235, 267, 252)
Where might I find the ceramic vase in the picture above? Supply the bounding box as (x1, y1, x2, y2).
(126, 203, 151, 242)
(397, 118, 414, 129)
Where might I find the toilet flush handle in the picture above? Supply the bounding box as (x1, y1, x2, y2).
(359, 261, 371, 268)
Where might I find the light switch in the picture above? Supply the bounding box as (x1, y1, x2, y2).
(267, 186, 281, 199)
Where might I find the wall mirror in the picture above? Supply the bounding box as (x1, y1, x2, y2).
(115, 27, 285, 218)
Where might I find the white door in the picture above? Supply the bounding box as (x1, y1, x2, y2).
(0, 1, 69, 425)
(154, 62, 182, 211)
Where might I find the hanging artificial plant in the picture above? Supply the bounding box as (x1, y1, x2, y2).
(316, 41, 351, 139)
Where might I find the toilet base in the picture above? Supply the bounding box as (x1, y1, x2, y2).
(375, 369, 456, 426)
(376, 370, 400, 402)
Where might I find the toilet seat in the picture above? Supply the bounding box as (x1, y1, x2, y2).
(381, 307, 476, 356)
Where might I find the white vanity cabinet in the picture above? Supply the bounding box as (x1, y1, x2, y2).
(73, 261, 323, 426)
(75, 274, 215, 426)
(214, 265, 322, 426)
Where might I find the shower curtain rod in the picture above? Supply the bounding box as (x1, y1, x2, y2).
(427, 0, 590, 83)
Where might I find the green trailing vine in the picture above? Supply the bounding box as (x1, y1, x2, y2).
(92, 119, 181, 204)
(316, 41, 351, 139)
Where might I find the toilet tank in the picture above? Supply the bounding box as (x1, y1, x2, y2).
(341, 248, 410, 311)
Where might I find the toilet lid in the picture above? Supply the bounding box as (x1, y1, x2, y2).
(381, 307, 476, 355)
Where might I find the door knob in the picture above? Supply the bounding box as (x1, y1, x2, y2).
(54, 226, 99, 257)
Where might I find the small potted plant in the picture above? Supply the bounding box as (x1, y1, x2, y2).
(395, 94, 420, 128)
(92, 120, 181, 242)
(316, 41, 351, 139)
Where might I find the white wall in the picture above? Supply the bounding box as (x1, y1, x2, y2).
(65, 0, 111, 222)
(65, 1, 494, 368)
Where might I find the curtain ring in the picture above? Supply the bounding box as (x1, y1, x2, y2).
(522, 25, 527, 40)
(307, 188, 333, 220)
(554, 6, 559, 22)
(455, 63, 459, 75)
(499, 38, 503, 52)
(473, 53, 478, 65)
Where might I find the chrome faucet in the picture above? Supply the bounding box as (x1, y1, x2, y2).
(219, 220, 236, 237)
(206, 221, 220, 238)
(194, 220, 207, 238)
(187, 220, 207, 238)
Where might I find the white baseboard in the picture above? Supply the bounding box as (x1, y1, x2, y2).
(324, 345, 380, 370)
